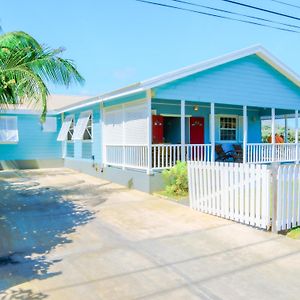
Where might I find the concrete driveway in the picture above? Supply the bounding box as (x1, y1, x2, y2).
(0, 169, 300, 300)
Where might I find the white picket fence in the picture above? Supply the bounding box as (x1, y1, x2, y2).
(276, 164, 300, 231)
(188, 161, 300, 232)
(188, 161, 271, 229)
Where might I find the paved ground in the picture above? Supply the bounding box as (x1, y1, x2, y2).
(0, 169, 300, 300)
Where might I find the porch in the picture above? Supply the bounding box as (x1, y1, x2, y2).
(103, 97, 300, 173)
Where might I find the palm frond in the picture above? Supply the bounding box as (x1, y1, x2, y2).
(0, 31, 84, 120)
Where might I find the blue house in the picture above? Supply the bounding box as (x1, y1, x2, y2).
(1, 45, 300, 192)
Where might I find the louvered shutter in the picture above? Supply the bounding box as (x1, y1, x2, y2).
(73, 111, 91, 140)
(103, 108, 123, 145)
(124, 103, 148, 145)
(57, 115, 73, 141)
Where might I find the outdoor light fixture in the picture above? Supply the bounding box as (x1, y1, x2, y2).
(193, 105, 199, 111)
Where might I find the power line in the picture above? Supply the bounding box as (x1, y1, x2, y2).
(216, 0, 300, 22)
(136, 0, 300, 33)
(169, 0, 300, 29)
(268, 0, 300, 9)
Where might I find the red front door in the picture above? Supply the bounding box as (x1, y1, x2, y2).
(152, 115, 164, 144)
(190, 117, 204, 144)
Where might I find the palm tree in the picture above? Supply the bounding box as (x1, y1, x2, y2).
(0, 31, 84, 120)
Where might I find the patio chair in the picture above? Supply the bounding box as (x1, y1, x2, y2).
(215, 144, 234, 162)
(232, 144, 243, 163)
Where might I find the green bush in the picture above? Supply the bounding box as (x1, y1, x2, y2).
(162, 161, 188, 196)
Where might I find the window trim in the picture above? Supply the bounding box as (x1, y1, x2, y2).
(217, 115, 238, 143)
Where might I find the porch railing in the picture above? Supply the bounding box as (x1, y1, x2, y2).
(247, 143, 299, 163)
(105, 144, 212, 170)
(105, 143, 300, 171)
(105, 145, 148, 169)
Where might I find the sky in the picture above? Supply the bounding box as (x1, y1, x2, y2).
(2, 0, 300, 98)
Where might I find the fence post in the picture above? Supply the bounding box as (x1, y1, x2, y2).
(271, 163, 279, 233)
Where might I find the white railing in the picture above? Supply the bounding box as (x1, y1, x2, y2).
(185, 144, 212, 162)
(247, 143, 299, 163)
(188, 161, 272, 229)
(105, 145, 148, 169)
(152, 144, 212, 170)
(152, 144, 181, 169)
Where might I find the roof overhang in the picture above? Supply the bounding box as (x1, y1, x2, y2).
(54, 45, 300, 113)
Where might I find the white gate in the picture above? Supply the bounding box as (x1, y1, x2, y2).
(276, 164, 300, 231)
(188, 161, 272, 229)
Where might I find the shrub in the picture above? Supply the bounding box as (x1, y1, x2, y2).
(162, 161, 188, 196)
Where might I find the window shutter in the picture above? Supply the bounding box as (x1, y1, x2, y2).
(72, 111, 91, 140)
(57, 115, 73, 141)
(0, 117, 18, 143)
(103, 108, 123, 145)
(124, 103, 147, 145)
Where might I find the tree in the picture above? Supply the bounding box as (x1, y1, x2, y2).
(0, 31, 84, 120)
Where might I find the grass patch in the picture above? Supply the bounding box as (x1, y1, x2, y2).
(156, 190, 188, 201)
(287, 227, 300, 239)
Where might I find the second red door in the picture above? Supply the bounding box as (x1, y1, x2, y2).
(190, 117, 204, 144)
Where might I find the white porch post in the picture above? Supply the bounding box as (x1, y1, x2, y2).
(271, 108, 276, 162)
(295, 110, 299, 163)
(284, 115, 288, 143)
(210, 102, 215, 162)
(243, 105, 247, 163)
(147, 90, 152, 174)
(122, 104, 125, 170)
(181, 100, 186, 162)
(100, 102, 106, 167)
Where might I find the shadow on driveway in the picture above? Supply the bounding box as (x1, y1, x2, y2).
(0, 173, 95, 292)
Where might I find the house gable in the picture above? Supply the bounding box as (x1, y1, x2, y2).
(153, 55, 300, 110)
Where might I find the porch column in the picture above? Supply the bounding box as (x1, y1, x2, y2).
(181, 99, 186, 162)
(122, 104, 125, 170)
(210, 102, 215, 162)
(295, 110, 299, 163)
(284, 115, 288, 143)
(243, 105, 247, 163)
(271, 108, 276, 162)
(100, 102, 106, 167)
(147, 90, 152, 174)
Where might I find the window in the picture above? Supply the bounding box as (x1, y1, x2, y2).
(83, 115, 92, 140)
(72, 111, 92, 141)
(57, 115, 74, 141)
(42, 117, 57, 132)
(0, 116, 18, 144)
(220, 117, 237, 141)
(67, 118, 75, 141)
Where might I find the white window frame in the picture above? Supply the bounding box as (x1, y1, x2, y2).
(0, 116, 19, 144)
(218, 115, 238, 143)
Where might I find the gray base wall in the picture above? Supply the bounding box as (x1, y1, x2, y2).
(64, 158, 165, 193)
(0, 159, 64, 170)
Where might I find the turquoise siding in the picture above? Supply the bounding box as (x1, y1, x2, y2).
(64, 103, 101, 163)
(0, 114, 61, 161)
(82, 142, 92, 159)
(154, 55, 300, 110)
(66, 142, 74, 158)
(152, 100, 262, 144)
